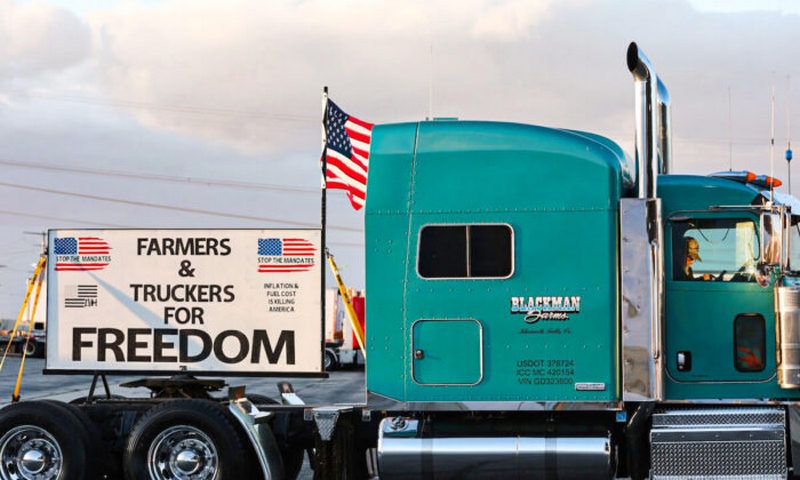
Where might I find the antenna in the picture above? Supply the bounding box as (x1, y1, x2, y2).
(787, 74, 793, 195)
(728, 86, 733, 171)
(770, 83, 776, 203)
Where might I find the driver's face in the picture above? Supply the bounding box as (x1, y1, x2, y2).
(687, 239, 701, 261)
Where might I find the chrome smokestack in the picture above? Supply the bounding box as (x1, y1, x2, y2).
(657, 78, 672, 175)
(627, 42, 670, 198)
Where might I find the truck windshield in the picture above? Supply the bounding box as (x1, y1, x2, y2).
(672, 218, 758, 282)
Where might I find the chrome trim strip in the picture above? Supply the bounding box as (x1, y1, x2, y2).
(366, 391, 622, 412)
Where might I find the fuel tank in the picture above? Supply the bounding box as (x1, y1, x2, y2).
(377, 417, 614, 480)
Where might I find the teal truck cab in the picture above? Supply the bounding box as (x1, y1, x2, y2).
(362, 43, 800, 479)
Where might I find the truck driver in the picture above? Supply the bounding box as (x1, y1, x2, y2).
(681, 236, 712, 281)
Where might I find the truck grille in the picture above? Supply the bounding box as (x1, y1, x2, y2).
(650, 407, 786, 480)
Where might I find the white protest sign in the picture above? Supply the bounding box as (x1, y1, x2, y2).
(46, 229, 322, 374)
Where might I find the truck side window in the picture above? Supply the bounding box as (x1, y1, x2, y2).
(418, 225, 512, 279)
(671, 218, 758, 282)
(734, 314, 766, 372)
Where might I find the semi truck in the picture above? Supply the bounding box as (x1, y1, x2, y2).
(1, 42, 800, 479)
(324, 288, 365, 370)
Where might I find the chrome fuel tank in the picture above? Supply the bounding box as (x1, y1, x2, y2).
(777, 286, 800, 388)
(377, 418, 614, 480)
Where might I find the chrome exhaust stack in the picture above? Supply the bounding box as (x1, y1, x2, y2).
(627, 42, 671, 197)
(657, 78, 672, 175)
(621, 42, 666, 402)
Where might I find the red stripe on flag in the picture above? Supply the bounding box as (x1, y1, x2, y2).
(325, 170, 366, 200)
(348, 116, 373, 131)
(352, 146, 370, 161)
(326, 156, 367, 184)
(344, 128, 371, 144)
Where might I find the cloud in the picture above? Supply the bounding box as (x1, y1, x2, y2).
(0, 0, 91, 78)
(4, 0, 799, 172)
(85, 0, 562, 153)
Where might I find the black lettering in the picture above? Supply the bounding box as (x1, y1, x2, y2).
(143, 284, 156, 302)
(127, 328, 151, 362)
(162, 237, 175, 255)
(204, 237, 217, 255)
(224, 285, 235, 302)
(179, 329, 212, 362)
(72, 327, 96, 361)
(98, 328, 124, 362)
(130, 284, 143, 301)
(154, 329, 178, 362)
(251, 330, 295, 365)
(209, 285, 221, 302)
(137, 238, 147, 255)
(146, 238, 160, 255)
(213, 330, 249, 364)
(220, 238, 231, 255)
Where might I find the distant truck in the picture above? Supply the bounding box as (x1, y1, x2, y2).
(324, 288, 365, 370)
(2, 42, 800, 480)
(0, 319, 46, 358)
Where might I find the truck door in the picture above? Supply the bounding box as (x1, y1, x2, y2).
(665, 212, 775, 383)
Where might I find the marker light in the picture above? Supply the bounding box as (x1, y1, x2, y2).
(709, 170, 757, 183)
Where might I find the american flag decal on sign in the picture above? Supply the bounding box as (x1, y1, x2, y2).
(324, 99, 373, 210)
(53, 237, 112, 271)
(257, 238, 316, 273)
(64, 284, 98, 308)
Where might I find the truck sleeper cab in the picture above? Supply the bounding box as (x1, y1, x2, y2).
(364, 44, 800, 480)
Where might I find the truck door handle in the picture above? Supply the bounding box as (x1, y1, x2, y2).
(414, 349, 425, 360)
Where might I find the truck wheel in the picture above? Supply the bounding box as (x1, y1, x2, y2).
(324, 350, 339, 371)
(23, 341, 43, 358)
(41, 401, 108, 478)
(0, 401, 93, 480)
(123, 399, 248, 480)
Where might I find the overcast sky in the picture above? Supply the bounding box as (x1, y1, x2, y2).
(1, 0, 799, 318)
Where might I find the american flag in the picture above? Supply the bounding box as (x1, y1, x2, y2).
(258, 238, 316, 273)
(53, 237, 111, 271)
(324, 99, 373, 210)
(64, 285, 98, 308)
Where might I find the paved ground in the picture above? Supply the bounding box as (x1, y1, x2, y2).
(0, 357, 366, 478)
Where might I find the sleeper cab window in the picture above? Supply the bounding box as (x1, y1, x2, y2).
(417, 224, 513, 279)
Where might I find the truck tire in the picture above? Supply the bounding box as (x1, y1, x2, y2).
(0, 401, 94, 480)
(324, 349, 339, 371)
(123, 399, 249, 480)
(42, 400, 109, 478)
(23, 340, 44, 358)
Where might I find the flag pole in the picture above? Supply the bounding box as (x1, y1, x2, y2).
(320, 85, 329, 373)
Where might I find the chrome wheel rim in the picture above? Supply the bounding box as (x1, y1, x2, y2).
(0, 425, 63, 480)
(147, 425, 218, 480)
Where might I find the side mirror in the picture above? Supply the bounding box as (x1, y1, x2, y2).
(760, 212, 783, 266)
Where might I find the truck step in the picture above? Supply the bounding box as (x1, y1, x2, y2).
(650, 407, 787, 480)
